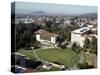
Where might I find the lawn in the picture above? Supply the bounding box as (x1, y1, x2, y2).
(36, 48, 79, 67)
(18, 48, 79, 67)
(18, 50, 36, 60)
(39, 66, 62, 72)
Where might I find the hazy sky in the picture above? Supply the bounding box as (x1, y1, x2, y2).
(15, 1, 97, 15)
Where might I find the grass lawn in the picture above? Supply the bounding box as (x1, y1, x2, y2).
(18, 50, 36, 60)
(18, 48, 79, 67)
(39, 66, 62, 72)
(36, 48, 79, 67)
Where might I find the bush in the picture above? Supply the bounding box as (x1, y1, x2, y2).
(77, 62, 94, 69)
(59, 44, 66, 49)
(53, 62, 62, 65)
(84, 38, 90, 48)
(71, 42, 80, 53)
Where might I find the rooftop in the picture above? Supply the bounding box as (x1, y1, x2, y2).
(71, 27, 90, 34)
(35, 29, 59, 41)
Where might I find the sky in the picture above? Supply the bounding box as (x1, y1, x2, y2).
(14, 1, 97, 15)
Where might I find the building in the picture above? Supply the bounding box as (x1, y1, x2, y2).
(35, 29, 60, 45)
(71, 27, 96, 47)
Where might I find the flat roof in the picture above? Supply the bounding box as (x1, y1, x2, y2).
(71, 27, 90, 34)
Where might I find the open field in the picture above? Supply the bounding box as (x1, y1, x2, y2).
(39, 66, 62, 72)
(36, 48, 79, 67)
(18, 48, 79, 68)
(18, 50, 36, 60)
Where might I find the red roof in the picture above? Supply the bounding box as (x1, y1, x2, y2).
(35, 29, 59, 41)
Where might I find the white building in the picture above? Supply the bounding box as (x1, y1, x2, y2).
(35, 29, 59, 45)
(71, 27, 96, 47)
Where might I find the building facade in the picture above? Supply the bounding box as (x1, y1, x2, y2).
(71, 27, 97, 47)
(35, 29, 59, 45)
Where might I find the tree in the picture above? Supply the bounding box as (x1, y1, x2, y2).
(77, 62, 94, 69)
(33, 41, 41, 49)
(89, 36, 97, 54)
(71, 42, 80, 53)
(59, 44, 66, 49)
(84, 38, 90, 48)
(91, 36, 97, 49)
(89, 49, 97, 55)
(15, 22, 42, 50)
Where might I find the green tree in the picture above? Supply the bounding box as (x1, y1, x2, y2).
(71, 42, 80, 53)
(59, 44, 66, 49)
(90, 36, 97, 54)
(91, 36, 97, 49)
(84, 38, 90, 48)
(33, 41, 41, 49)
(15, 22, 42, 50)
(77, 62, 94, 69)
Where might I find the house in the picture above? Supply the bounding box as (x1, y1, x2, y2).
(35, 29, 60, 45)
(71, 27, 97, 47)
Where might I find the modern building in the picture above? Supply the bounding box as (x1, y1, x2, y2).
(71, 27, 96, 47)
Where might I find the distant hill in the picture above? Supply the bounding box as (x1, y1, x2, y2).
(11, 4, 97, 17)
(79, 13, 97, 17)
(30, 11, 45, 15)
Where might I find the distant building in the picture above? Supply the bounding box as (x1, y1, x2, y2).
(35, 29, 60, 45)
(71, 27, 97, 47)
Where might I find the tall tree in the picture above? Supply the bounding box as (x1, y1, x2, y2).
(90, 36, 97, 54)
(71, 42, 80, 53)
(84, 38, 90, 48)
(91, 36, 97, 49)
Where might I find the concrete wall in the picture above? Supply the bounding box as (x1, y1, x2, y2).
(71, 32, 82, 46)
(36, 34, 56, 44)
(36, 34, 40, 41)
(51, 37, 56, 44)
(71, 32, 95, 47)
